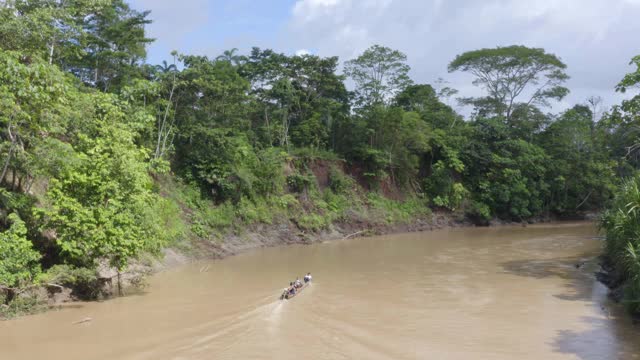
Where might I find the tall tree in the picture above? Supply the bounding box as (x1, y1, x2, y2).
(0, 213, 41, 304)
(240, 48, 348, 149)
(616, 55, 640, 93)
(67, 0, 153, 91)
(0, 0, 151, 92)
(448, 45, 569, 121)
(540, 105, 615, 213)
(344, 45, 412, 107)
(155, 60, 177, 74)
(0, 0, 107, 63)
(216, 48, 245, 66)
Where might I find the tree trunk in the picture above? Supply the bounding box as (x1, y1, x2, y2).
(3, 288, 15, 305)
(0, 143, 15, 186)
(25, 175, 34, 193)
(48, 41, 55, 65)
(117, 271, 123, 296)
(155, 72, 177, 161)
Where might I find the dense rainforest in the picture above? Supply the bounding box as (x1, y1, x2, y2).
(0, 0, 639, 317)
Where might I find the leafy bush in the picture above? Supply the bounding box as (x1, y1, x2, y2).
(36, 94, 169, 270)
(254, 148, 287, 196)
(601, 175, 640, 314)
(366, 193, 430, 224)
(39, 264, 101, 300)
(296, 214, 329, 232)
(0, 213, 41, 290)
(286, 173, 314, 193)
(0, 293, 45, 319)
(290, 147, 341, 162)
(236, 197, 274, 224)
(329, 166, 356, 194)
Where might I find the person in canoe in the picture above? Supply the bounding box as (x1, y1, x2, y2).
(294, 277, 302, 288)
(304, 273, 312, 283)
(280, 282, 294, 298)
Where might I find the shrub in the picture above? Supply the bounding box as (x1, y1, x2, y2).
(39, 264, 101, 300)
(329, 167, 356, 194)
(286, 173, 314, 193)
(366, 193, 430, 224)
(0, 214, 41, 292)
(296, 214, 329, 232)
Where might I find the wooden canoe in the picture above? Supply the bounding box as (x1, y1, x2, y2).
(281, 283, 308, 300)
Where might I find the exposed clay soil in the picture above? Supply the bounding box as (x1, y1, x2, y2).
(158, 211, 486, 271)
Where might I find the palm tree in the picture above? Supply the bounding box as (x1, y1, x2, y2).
(155, 60, 177, 74)
(216, 48, 246, 66)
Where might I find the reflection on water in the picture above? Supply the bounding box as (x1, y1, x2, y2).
(1, 223, 639, 360)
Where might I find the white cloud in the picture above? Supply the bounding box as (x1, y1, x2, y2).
(295, 49, 312, 56)
(130, 0, 210, 55)
(286, 0, 640, 111)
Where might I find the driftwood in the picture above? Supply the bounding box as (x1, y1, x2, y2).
(342, 230, 366, 240)
(199, 265, 210, 273)
(72, 317, 92, 325)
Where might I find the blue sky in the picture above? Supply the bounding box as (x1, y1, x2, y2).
(131, 0, 298, 65)
(130, 0, 640, 114)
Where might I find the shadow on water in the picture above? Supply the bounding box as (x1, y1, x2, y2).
(551, 316, 637, 360)
(501, 257, 640, 359)
(500, 256, 595, 301)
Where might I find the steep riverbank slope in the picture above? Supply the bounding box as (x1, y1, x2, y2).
(1, 157, 588, 319)
(155, 157, 472, 268)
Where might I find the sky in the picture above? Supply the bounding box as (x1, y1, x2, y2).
(130, 0, 640, 114)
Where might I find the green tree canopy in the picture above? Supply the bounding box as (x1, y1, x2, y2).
(344, 45, 413, 107)
(448, 45, 569, 120)
(0, 213, 41, 292)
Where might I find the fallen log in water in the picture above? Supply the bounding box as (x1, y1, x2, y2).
(72, 317, 92, 325)
(342, 230, 366, 240)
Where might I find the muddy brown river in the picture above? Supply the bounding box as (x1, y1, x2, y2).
(1, 223, 639, 359)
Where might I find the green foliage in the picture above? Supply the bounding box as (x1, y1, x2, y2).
(240, 48, 349, 149)
(0, 0, 152, 92)
(36, 92, 168, 270)
(344, 45, 413, 107)
(0, 0, 634, 317)
(601, 175, 640, 314)
(291, 112, 329, 149)
(39, 264, 100, 300)
(616, 55, 640, 93)
(290, 147, 341, 161)
(449, 45, 569, 120)
(253, 148, 287, 196)
(470, 139, 549, 219)
(286, 173, 315, 193)
(468, 201, 492, 222)
(329, 166, 356, 195)
(296, 213, 329, 232)
(0, 213, 41, 289)
(0, 292, 46, 319)
(540, 105, 616, 213)
(366, 193, 431, 224)
(322, 190, 356, 221)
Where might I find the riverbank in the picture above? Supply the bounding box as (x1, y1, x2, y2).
(595, 255, 640, 322)
(0, 208, 519, 320)
(4, 208, 594, 321)
(158, 210, 472, 270)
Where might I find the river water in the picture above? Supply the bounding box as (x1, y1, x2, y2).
(1, 223, 639, 360)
